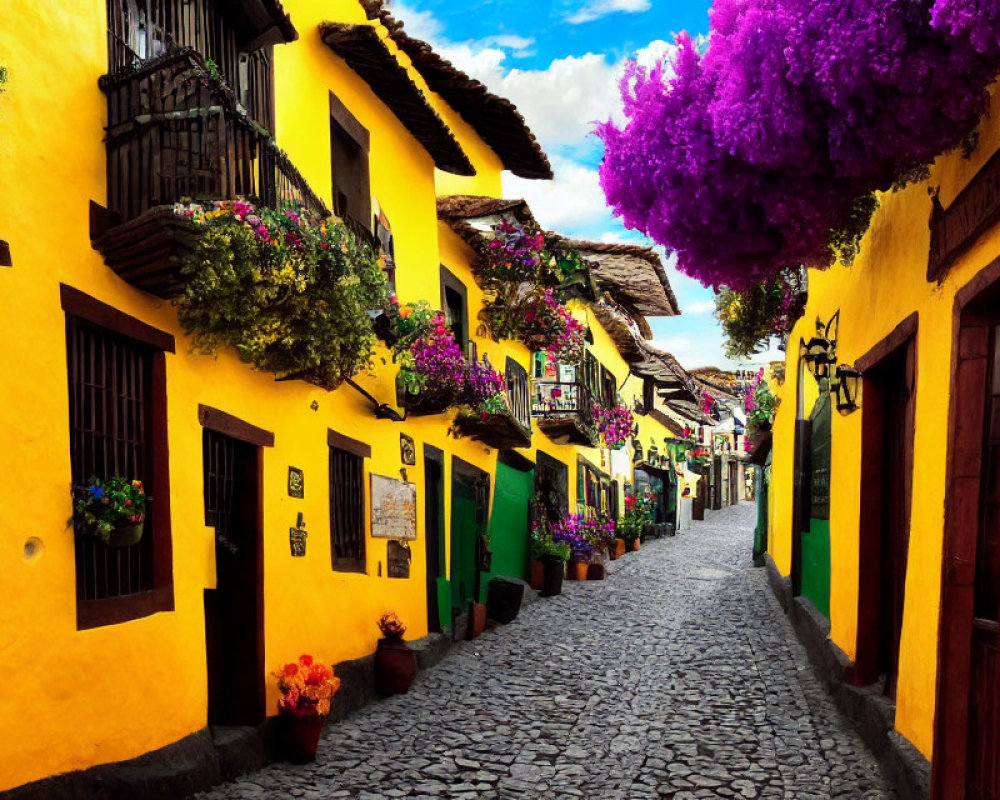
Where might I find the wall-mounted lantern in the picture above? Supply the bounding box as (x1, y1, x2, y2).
(801, 310, 840, 381)
(831, 364, 862, 415)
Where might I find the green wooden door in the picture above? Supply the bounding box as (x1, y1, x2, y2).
(803, 393, 832, 618)
(450, 473, 480, 615)
(483, 461, 535, 591)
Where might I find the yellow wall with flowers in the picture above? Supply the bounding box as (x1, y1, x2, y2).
(767, 87, 1000, 761)
(0, 0, 528, 791)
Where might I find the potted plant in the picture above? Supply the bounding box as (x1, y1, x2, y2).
(272, 654, 341, 764)
(583, 516, 615, 580)
(620, 493, 653, 553)
(593, 402, 634, 450)
(72, 476, 147, 548)
(550, 514, 598, 580)
(374, 613, 418, 697)
(529, 510, 571, 597)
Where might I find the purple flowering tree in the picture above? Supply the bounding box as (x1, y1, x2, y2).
(598, 0, 1000, 288)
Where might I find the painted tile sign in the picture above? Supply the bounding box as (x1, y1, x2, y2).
(371, 475, 417, 540)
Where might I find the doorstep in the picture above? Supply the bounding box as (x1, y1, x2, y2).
(763, 554, 931, 800)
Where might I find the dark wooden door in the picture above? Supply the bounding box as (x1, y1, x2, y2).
(425, 449, 445, 633)
(878, 343, 915, 699)
(968, 325, 1000, 799)
(203, 429, 263, 727)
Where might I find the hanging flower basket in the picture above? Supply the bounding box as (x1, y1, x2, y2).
(72, 476, 148, 548)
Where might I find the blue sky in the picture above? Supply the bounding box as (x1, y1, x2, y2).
(391, 0, 780, 370)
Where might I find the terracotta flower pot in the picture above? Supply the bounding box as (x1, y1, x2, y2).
(282, 712, 326, 764)
(530, 559, 545, 590)
(467, 602, 488, 639)
(613, 538, 626, 559)
(632, 538, 641, 552)
(572, 561, 588, 581)
(374, 637, 417, 697)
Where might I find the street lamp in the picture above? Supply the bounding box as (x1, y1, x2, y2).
(831, 364, 862, 415)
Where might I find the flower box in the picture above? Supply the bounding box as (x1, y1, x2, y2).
(452, 409, 531, 449)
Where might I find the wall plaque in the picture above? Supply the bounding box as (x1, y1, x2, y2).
(288, 467, 304, 498)
(371, 475, 417, 540)
(928, 149, 1000, 282)
(400, 434, 416, 466)
(387, 540, 411, 579)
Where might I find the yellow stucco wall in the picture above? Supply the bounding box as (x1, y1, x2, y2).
(0, 0, 681, 789)
(768, 88, 1000, 761)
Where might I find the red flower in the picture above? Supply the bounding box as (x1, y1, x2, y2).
(298, 654, 314, 667)
(282, 662, 299, 677)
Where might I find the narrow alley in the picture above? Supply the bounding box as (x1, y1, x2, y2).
(199, 503, 891, 800)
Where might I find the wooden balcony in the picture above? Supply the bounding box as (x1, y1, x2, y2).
(452, 362, 532, 449)
(531, 380, 598, 447)
(92, 49, 329, 298)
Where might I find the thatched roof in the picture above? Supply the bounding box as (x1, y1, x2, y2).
(560, 240, 679, 318)
(319, 22, 474, 176)
(437, 195, 537, 253)
(361, 1, 551, 179)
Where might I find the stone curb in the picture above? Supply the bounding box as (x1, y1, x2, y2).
(763, 554, 931, 800)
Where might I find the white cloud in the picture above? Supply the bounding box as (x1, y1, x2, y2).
(441, 41, 676, 151)
(389, 1, 443, 42)
(566, 0, 652, 25)
(504, 156, 613, 234)
(685, 300, 717, 315)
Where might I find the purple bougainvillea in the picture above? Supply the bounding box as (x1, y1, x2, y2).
(598, 0, 1000, 289)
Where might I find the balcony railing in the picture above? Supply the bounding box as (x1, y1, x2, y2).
(453, 360, 532, 450)
(93, 49, 329, 297)
(531, 380, 598, 447)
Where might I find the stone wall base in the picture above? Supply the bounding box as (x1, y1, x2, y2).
(1, 633, 453, 800)
(763, 554, 931, 800)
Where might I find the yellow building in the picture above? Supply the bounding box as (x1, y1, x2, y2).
(0, 0, 697, 794)
(767, 87, 1000, 800)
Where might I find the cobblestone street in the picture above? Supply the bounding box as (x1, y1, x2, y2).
(200, 503, 892, 800)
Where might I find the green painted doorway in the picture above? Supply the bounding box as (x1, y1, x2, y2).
(450, 459, 489, 624)
(802, 391, 832, 618)
(483, 458, 535, 589)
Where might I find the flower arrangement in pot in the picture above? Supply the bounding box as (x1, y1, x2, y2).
(392, 306, 466, 414)
(593, 402, 634, 450)
(374, 612, 418, 697)
(272, 654, 341, 764)
(72, 477, 147, 548)
(551, 514, 594, 581)
(529, 503, 572, 597)
(174, 200, 388, 390)
(621, 493, 654, 551)
(476, 219, 588, 364)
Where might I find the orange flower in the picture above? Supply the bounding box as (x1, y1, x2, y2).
(399, 306, 413, 319)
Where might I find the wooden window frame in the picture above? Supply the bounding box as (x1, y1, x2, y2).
(328, 429, 369, 574)
(61, 284, 175, 630)
(330, 91, 372, 232)
(642, 377, 655, 415)
(440, 266, 469, 351)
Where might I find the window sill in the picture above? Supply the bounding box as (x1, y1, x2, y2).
(77, 586, 175, 630)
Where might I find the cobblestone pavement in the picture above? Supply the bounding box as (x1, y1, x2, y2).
(199, 502, 893, 800)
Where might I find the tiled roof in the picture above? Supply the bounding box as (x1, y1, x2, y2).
(319, 22, 475, 176)
(362, 1, 552, 179)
